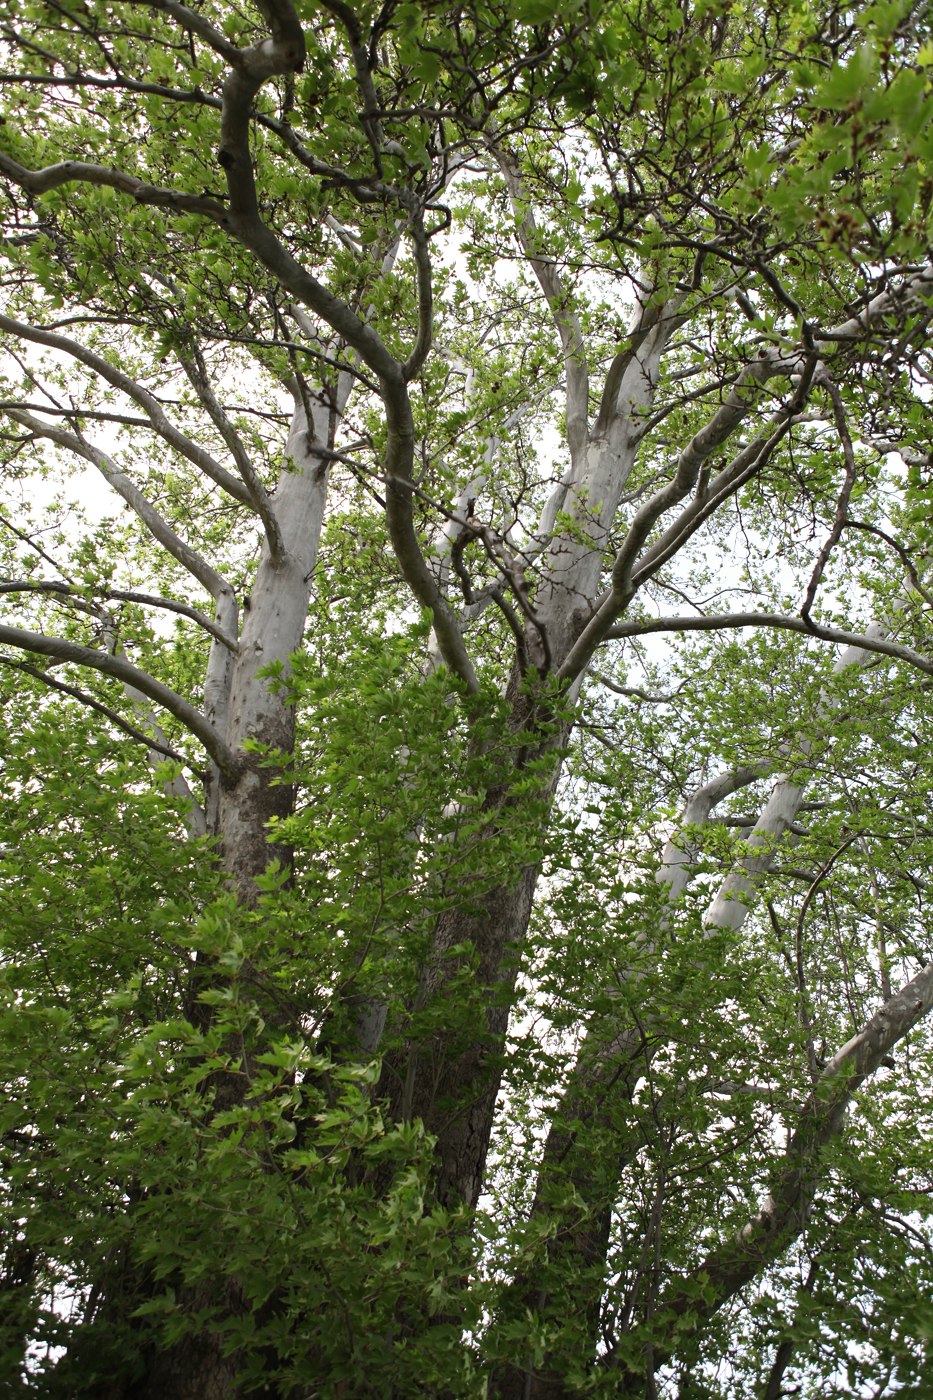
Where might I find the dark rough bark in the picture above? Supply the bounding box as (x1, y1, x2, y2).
(374, 672, 567, 1212)
(381, 862, 542, 1210)
(131, 1292, 241, 1400)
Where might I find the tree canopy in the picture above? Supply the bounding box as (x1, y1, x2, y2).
(1, 0, 933, 1395)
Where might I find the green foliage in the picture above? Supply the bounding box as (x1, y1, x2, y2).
(0, 681, 484, 1395)
(1, 0, 933, 1396)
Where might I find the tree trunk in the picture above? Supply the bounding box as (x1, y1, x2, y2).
(381, 863, 542, 1210)
(105, 413, 333, 1400)
(375, 669, 565, 1210)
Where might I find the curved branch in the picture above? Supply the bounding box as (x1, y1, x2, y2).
(627, 960, 933, 1370)
(134, 0, 242, 63)
(211, 19, 401, 383)
(0, 580, 238, 651)
(556, 358, 815, 685)
(0, 653, 189, 766)
(401, 223, 434, 382)
(624, 404, 811, 600)
(5, 409, 233, 602)
(147, 0, 305, 73)
(605, 612, 933, 678)
(382, 379, 479, 692)
(0, 139, 398, 384)
(0, 400, 153, 429)
(844, 520, 933, 610)
(0, 150, 227, 219)
(176, 348, 284, 557)
(0, 315, 255, 509)
(0, 623, 239, 778)
(657, 762, 773, 901)
(0, 59, 403, 208)
(612, 358, 799, 595)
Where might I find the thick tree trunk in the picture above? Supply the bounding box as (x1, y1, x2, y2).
(375, 669, 562, 1210)
(106, 415, 333, 1400)
(381, 863, 542, 1209)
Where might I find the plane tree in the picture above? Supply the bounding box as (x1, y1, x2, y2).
(1, 0, 933, 1394)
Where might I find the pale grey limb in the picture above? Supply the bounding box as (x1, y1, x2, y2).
(5, 409, 233, 604)
(558, 355, 815, 682)
(556, 262, 933, 687)
(492, 142, 589, 460)
(703, 624, 889, 928)
(0, 622, 238, 777)
(657, 763, 773, 902)
(606, 613, 932, 679)
(1, 48, 478, 690)
(0, 314, 256, 507)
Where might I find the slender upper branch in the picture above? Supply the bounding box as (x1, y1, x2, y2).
(0, 623, 238, 777)
(130, 0, 242, 63)
(605, 611, 933, 677)
(0, 580, 239, 651)
(800, 377, 857, 626)
(0, 653, 188, 765)
(6, 409, 233, 602)
(553, 260, 933, 689)
(612, 358, 810, 598)
(0, 315, 255, 508)
(625, 402, 810, 597)
(177, 348, 284, 558)
(141, 0, 306, 74)
(556, 358, 814, 684)
(493, 143, 589, 460)
(317, 0, 384, 160)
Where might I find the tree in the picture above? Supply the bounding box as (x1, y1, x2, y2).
(1, 0, 933, 1394)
